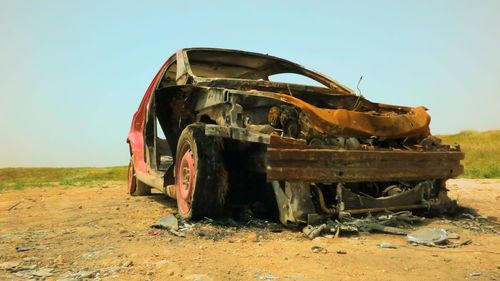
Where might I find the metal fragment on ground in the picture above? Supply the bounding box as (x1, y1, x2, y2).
(151, 214, 179, 230)
(302, 224, 327, 239)
(303, 211, 424, 238)
(407, 228, 448, 245)
(451, 212, 500, 234)
(378, 242, 397, 249)
(311, 246, 328, 254)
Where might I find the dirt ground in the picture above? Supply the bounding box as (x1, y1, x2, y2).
(0, 179, 499, 281)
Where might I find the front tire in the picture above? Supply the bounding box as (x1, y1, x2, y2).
(175, 123, 228, 219)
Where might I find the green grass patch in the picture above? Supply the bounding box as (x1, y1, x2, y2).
(0, 166, 127, 191)
(438, 130, 500, 178)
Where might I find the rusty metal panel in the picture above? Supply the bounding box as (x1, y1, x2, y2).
(266, 147, 464, 182)
(244, 91, 432, 138)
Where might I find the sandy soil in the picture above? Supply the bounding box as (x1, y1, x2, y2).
(0, 179, 499, 281)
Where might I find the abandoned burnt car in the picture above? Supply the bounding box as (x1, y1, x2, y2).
(127, 48, 464, 226)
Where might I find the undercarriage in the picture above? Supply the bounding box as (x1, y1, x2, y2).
(204, 127, 463, 226)
(266, 135, 463, 225)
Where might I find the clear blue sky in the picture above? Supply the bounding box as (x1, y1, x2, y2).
(1, 1, 499, 167)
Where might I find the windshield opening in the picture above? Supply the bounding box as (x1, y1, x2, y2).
(186, 50, 329, 88)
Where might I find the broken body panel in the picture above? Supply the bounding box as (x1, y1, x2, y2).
(127, 48, 464, 226)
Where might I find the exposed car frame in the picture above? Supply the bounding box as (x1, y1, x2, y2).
(127, 48, 463, 226)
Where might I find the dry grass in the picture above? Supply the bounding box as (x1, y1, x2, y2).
(438, 130, 500, 178)
(0, 166, 127, 191)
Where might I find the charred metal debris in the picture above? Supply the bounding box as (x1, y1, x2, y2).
(302, 211, 424, 239)
(148, 209, 498, 250)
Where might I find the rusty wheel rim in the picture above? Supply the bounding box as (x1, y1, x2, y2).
(176, 149, 195, 215)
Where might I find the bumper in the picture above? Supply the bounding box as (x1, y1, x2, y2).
(266, 139, 464, 183)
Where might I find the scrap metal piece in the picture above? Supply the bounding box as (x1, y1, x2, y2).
(311, 245, 328, 254)
(377, 211, 425, 225)
(303, 224, 327, 239)
(378, 242, 397, 249)
(331, 211, 425, 235)
(272, 181, 316, 226)
(151, 214, 179, 231)
(407, 228, 448, 245)
(336, 181, 436, 214)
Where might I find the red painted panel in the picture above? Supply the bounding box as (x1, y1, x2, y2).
(127, 55, 176, 175)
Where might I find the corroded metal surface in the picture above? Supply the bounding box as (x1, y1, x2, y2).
(248, 90, 431, 138)
(266, 146, 464, 182)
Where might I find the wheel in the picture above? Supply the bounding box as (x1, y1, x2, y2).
(128, 158, 151, 196)
(175, 123, 228, 219)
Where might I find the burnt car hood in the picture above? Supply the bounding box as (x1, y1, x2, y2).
(193, 78, 431, 139)
(248, 90, 430, 139)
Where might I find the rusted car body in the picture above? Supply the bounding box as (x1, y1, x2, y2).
(127, 48, 463, 226)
